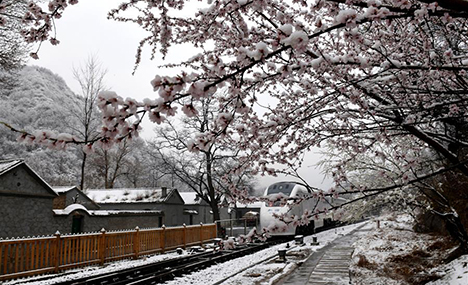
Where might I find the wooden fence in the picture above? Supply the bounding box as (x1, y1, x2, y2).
(0, 223, 217, 281)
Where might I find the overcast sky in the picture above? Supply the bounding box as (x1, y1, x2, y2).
(28, 1, 333, 191)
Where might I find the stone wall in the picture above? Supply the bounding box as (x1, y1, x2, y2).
(0, 196, 57, 238)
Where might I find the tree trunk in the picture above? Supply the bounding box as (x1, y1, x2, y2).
(210, 201, 221, 223)
(80, 152, 87, 190)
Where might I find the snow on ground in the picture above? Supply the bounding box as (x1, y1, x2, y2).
(164, 222, 366, 285)
(350, 214, 462, 285)
(4, 251, 188, 285)
(426, 254, 468, 285)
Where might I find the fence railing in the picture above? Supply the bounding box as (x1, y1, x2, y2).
(0, 223, 217, 281)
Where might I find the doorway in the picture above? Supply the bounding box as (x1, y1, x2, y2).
(71, 215, 83, 234)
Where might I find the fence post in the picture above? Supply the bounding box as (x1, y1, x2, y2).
(199, 223, 203, 246)
(99, 228, 106, 266)
(161, 225, 166, 253)
(53, 231, 61, 273)
(183, 224, 187, 249)
(133, 226, 140, 260)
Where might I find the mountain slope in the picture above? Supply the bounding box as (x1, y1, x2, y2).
(0, 65, 83, 185)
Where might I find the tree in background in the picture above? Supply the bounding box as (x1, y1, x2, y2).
(122, 141, 171, 188)
(69, 56, 106, 190)
(151, 97, 255, 222)
(88, 138, 133, 189)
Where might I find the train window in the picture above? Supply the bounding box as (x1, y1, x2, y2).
(267, 182, 295, 196)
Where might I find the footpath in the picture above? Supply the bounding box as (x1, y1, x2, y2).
(280, 225, 370, 285)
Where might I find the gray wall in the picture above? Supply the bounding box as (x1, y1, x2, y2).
(97, 203, 188, 227)
(0, 165, 58, 238)
(0, 196, 58, 238)
(54, 211, 163, 234)
(183, 205, 213, 225)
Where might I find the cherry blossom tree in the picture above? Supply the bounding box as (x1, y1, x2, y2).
(5, 0, 468, 249)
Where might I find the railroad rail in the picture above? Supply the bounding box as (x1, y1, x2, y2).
(53, 242, 276, 285)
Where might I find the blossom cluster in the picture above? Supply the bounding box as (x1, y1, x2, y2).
(21, 0, 79, 58)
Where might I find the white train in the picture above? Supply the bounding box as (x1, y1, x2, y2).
(259, 181, 343, 236)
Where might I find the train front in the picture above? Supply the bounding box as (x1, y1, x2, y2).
(259, 182, 297, 236)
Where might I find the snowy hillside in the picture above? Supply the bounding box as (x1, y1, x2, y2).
(0, 66, 83, 185)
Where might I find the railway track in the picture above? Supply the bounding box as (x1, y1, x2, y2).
(55, 242, 275, 285)
(50, 224, 344, 285)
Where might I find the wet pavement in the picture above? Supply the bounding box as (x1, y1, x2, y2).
(280, 225, 370, 285)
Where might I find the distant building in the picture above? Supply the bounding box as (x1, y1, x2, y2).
(179, 192, 213, 225)
(86, 187, 185, 227)
(51, 185, 165, 234)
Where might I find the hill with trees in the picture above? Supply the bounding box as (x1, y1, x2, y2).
(0, 65, 82, 185)
(0, 65, 170, 189)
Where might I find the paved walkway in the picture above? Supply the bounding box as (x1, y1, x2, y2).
(281, 225, 369, 285)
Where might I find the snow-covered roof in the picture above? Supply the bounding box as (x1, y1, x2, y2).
(52, 186, 78, 193)
(235, 201, 263, 208)
(180, 192, 203, 205)
(0, 159, 23, 176)
(183, 209, 199, 215)
(53, 204, 163, 216)
(86, 188, 171, 204)
(53, 204, 90, 215)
